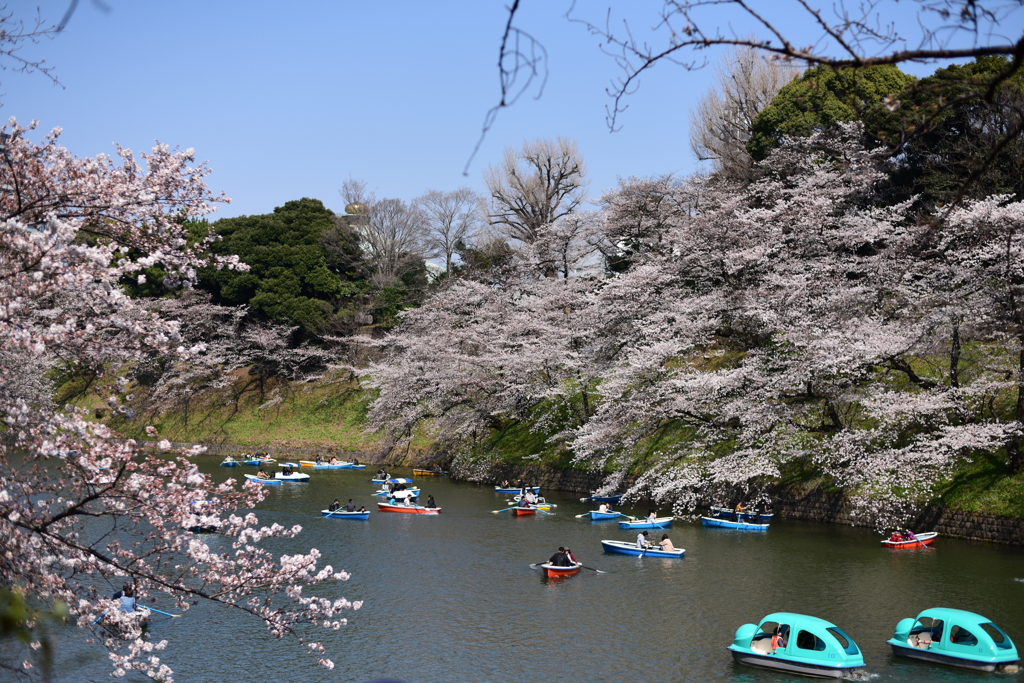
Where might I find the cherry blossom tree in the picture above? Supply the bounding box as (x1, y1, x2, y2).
(370, 123, 1024, 530)
(0, 121, 356, 680)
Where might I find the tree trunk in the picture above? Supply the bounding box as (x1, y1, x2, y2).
(1011, 346, 1024, 473)
(949, 317, 961, 389)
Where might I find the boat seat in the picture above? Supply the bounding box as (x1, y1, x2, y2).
(750, 636, 774, 654)
(912, 634, 932, 648)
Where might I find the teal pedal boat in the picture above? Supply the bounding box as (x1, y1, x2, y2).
(728, 612, 865, 678)
(887, 607, 1019, 673)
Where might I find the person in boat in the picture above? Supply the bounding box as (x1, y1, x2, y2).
(657, 534, 675, 551)
(524, 490, 537, 505)
(517, 496, 531, 508)
(256, 469, 269, 479)
(771, 626, 787, 652)
(598, 502, 610, 514)
(329, 456, 339, 465)
(500, 480, 510, 488)
(889, 530, 903, 542)
(357, 505, 367, 513)
(343, 499, 357, 512)
(548, 547, 571, 567)
(376, 468, 387, 479)
(115, 584, 137, 612)
(647, 509, 658, 523)
(636, 531, 651, 549)
(734, 502, 745, 520)
(315, 454, 324, 464)
(403, 496, 414, 507)
(328, 499, 341, 512)
(426, 494, 436, 508)
(905, 529, 918, 542)
(565, 547, 579, 566)
(353, 458, 360, 466)
(282, 465, 293, 476)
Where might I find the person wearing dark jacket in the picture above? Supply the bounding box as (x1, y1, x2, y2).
(548, 547, 571, 567)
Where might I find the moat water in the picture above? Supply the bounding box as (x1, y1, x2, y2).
(52, 464, 1024, 683)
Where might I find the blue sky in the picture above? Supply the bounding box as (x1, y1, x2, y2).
(5, 1, 1023, 220)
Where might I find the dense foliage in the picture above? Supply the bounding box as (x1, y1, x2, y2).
(747, 64, 915, 161)
(199, 198, 367, 336)
(366, 124, 1024, 530)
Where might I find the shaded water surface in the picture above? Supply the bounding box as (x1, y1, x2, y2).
(55, 464, 1024, 683)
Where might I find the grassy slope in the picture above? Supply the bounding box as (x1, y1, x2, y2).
(124, 374, 382, 453)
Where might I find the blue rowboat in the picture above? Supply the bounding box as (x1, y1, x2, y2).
(618, 516, 674, 530)
(274, 471, 310, 482)
(580, 494, 623, 503)
(300, 460, 348, 469)
(709, 505, 774, 522)
(701, 516, 769, 531)
(240, 457, 276, 466)
(320, 509, 370, 520)
(244, 474, 282, 485)
(888, 607, 1019, 672)
(219, 459, 241, 467)
(586, 510, 622, 521)
(495, 486, 540, 495)
(728, 612, 865, 678)
(600, 539, 685, 558)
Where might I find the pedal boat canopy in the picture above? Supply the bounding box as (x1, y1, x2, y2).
(728, 612, 865, 678)
(887, 607, 1019, 673)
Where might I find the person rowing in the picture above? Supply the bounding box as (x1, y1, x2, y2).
(111, 583, 137, 612)
(328, 499, 341, 512)
(636, 530, 651, 550)
(548, 547, 572, 567)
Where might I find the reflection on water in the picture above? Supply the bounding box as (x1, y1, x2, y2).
(52, 464, 1024, 683)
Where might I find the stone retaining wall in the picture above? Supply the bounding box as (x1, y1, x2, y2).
(761, 486, 1024, 547)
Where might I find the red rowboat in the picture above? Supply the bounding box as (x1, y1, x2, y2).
(377, 502, 440, 514)
(541, 563, 581, 578)
(511, 506, 538, 516)
(881, 531, 937, 549)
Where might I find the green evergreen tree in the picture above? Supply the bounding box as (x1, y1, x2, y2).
(200, 198, 366, 335)
(747, 64, 915, 161)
